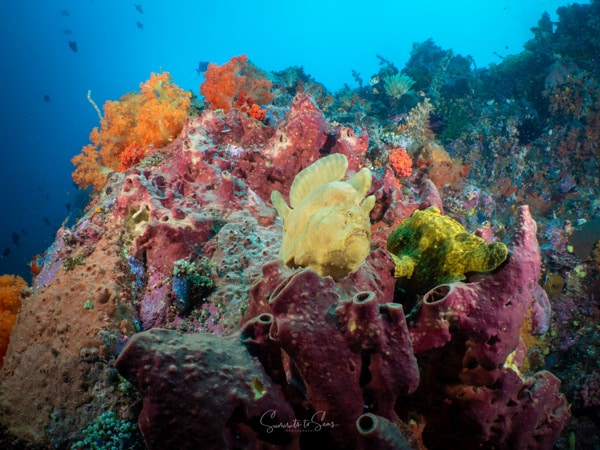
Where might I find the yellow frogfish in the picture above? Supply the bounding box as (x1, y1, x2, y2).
(271, 153, 375, 280)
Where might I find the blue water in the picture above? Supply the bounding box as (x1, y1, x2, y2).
(0, 0, 587, 280)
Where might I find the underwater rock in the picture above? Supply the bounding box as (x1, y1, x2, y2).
(200, 209, 282, 331)
(330, 125, 369, 173)
(238, 93, 371, 203)
(0, 195, 138, 447)
(262, 94, 328, 176)
(234, 93, 329, 202)
(115, 328, 298, 450)
(271, 153, 375, 279)
(114, 133, 249, 274)
(0, 81, 572, 448)
(568, 217, 600, 260)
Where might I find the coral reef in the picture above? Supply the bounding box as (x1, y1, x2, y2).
(7, 4, 600, 441)
(1, 86, 571, 448)
(1, 90, 377, 447)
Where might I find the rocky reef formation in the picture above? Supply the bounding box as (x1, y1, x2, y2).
(0, 90, 569, 449)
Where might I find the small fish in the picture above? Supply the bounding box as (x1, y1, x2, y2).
(43, 217, 51, 226)
(136, 22, 144, 30)
(65, 202, 71, 211)
(43, 94, 51, 103)
(12, 232, 19, 246)
(21, 228, 28, 236)
(62, 29, 72, 35)
(134, 4, 144, 14)
(60, 9, 70, 16)
(195, 61, 209, 76)
(68, 40, 78, 52)
(2, 247, 10, 257)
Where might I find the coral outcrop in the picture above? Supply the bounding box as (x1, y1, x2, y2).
(0, 86, 569, 449)
(115, 328, 298, 450)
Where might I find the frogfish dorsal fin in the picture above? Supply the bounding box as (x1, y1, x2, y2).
(347, 167, 372, 198)
(289, 153, 349, 208)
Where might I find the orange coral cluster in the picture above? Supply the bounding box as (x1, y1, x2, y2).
(388, 147, 413, 177)
(72, 72, 191, 191)
(0, 274, 27, 368)
(233, 91, 267, 121)
(200, 55, 273, 118)
(119, 142, 145, 171)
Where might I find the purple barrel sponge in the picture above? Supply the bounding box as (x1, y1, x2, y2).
(405, 205, 570, 449)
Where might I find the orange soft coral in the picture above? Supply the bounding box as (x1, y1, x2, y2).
(200, 55, 247, 112)
(388, 147, 413, 177)
(71, 143, 113, 191)
(233, 91, 267, 121)
(136, 72, 191, 147)
(247, 103, 267, 121)
(72, 72, 191, 191)
(119, 142, 145, 171)
(200, 55, 273, 114)
(0, 274, 27, 367)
